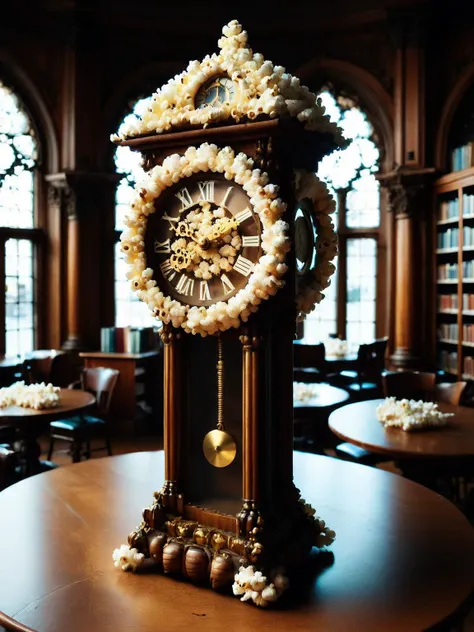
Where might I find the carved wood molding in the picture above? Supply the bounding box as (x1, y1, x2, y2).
(377, 165, 436, 219)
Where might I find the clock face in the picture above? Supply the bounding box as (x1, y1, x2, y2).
(195, 76, 236, 109)
(145, 174, 261, 307)
(294, 200, 316, 276)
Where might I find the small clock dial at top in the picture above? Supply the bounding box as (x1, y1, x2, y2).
(195, 76, 236, 109)
(145, 174, 261, 307)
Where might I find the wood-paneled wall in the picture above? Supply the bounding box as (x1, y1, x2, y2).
(1, 0, 473, 366)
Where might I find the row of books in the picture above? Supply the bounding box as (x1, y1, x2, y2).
(100, 326, 158, 353)
(451, 143, 474, 172)
(438, 294, 458, 310)
(463, 294, 474, 310)
(462, 324, 474, 343)
(437, 263, 458, 280)
(464, 356, 474, 378)
(438, 323, 458, 341)
(462, 193, 474, 217)
(464, 226, 474, 247)
(439, 194, 474, 221)
(438, 350, 458, 373)
(439, 198, 459, 221)
(463, 261, 474, 278)
(437, 228, 459, 249)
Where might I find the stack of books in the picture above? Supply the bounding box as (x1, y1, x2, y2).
(100, 327, 158, 353)
(438, 294, 458, 310)
(464, 356, 474, 378)
(463, 294, 474, 310)
(439, 349, 458, 374)
(437, 228, 459, 249)
(439, 198, 459, 221)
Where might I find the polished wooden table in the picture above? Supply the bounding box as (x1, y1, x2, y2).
(0, 451, 473, 632)
(294, 382, 350, 411)
(325, 353, 358, 372)
(329, 399, 474, 459)
(294, 383, 350, 452)
(0, 389, 95, 474)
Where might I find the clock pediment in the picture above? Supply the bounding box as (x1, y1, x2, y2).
(111, 19, 346, 149)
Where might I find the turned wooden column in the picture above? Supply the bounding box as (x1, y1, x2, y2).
(380, 7, 434, 369)
(380, 168, 434, 368)
(159, 325, 181, 510)
(46, 172, 119, 351)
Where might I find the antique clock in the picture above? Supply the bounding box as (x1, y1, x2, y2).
(112, 19, 341, 606)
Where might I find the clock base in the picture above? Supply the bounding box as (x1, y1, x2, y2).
(126, 486, 321, 596)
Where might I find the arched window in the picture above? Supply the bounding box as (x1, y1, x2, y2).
(114, 97, 157, 327)
(0, 79, 39, 356)
(304, 87, 381, 345)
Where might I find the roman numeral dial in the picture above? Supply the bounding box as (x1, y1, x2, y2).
(145, 175, 261, 307)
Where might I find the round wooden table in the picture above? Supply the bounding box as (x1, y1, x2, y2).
(0, 451, 473, 632)
(0, 389, 95, 474)
(325, 353, 358, 372)
(293, 382, 350, 411)
(294, 383, 350, 452)
(329, 399, 474, 459)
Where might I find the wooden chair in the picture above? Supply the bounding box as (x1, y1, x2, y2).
(382, 371, 436, 401)
(22, 350, 65, 385)
(335, 337, 390, 465)
(0, 445, 18, 491)
(293, 343, 327, 383)
(47, 367, 119, 463)
(337, 337, 388, 399)
(435, 381, 467, 405)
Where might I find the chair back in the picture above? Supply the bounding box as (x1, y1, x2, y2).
(0, 446, 17, 491)
(80, 367, 119, 418)
(22, 351, 65, 384)
(294, 343, 326, 380)
(382, 371, 436, 401)
(356, 337, 388, 385)
(436, 381, 467, 406)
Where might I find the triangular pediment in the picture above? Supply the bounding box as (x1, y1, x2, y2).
(112, 20, 345, 145)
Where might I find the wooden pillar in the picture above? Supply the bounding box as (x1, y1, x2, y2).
(379, 8, 434, 369)
(45, 172, 119, 351)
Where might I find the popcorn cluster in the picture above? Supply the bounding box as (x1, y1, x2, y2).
(325, 338, 349, 358)
(121, 143, 289, 336)
(111, 20, 345, 145)
(293, 382, 319, 403)
(173, 202, 242, 279)
(113, 544, 145, 572)
(294, 171, 338, 321)
(0, 381, 60, 410)
(376, 397, 454, 432)
(232, 565, 289, 607)
(299, 498, 336, 548)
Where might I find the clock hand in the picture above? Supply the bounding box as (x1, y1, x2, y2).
(208, 216, 238, 241)
(173, 221, 208, 248)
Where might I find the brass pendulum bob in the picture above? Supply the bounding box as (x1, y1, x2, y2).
(202, 336, 237, 468)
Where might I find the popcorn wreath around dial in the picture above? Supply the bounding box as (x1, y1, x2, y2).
(294, 171, 338, 321)
(121, 143, 290, 336)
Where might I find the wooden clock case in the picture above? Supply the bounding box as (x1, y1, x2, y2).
(115, 118, 338, 589)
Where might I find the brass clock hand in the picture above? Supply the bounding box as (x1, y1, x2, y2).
(173, 221, 209, 248)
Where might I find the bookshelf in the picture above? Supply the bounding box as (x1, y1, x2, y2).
(434, 166, 474, 380)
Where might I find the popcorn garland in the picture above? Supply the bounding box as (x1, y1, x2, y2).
(121, 143, 290, 336)
(376, 397, 454, 432)
(294, 382, 319, 403)
(113, 544, 145, 572)
(325, 338, 349, 358)
(299, 498, 336, 548)
(294, 172, 338, 321)
(111, 20, 345, 146)
(0, 381, 60, 410)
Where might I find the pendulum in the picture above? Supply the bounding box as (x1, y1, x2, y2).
(202, 335, 237, 468)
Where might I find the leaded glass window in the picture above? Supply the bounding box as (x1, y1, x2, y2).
(0, 80, 39, 356)
(114, 97, 157, 327)
(303, 87, 381, 345)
